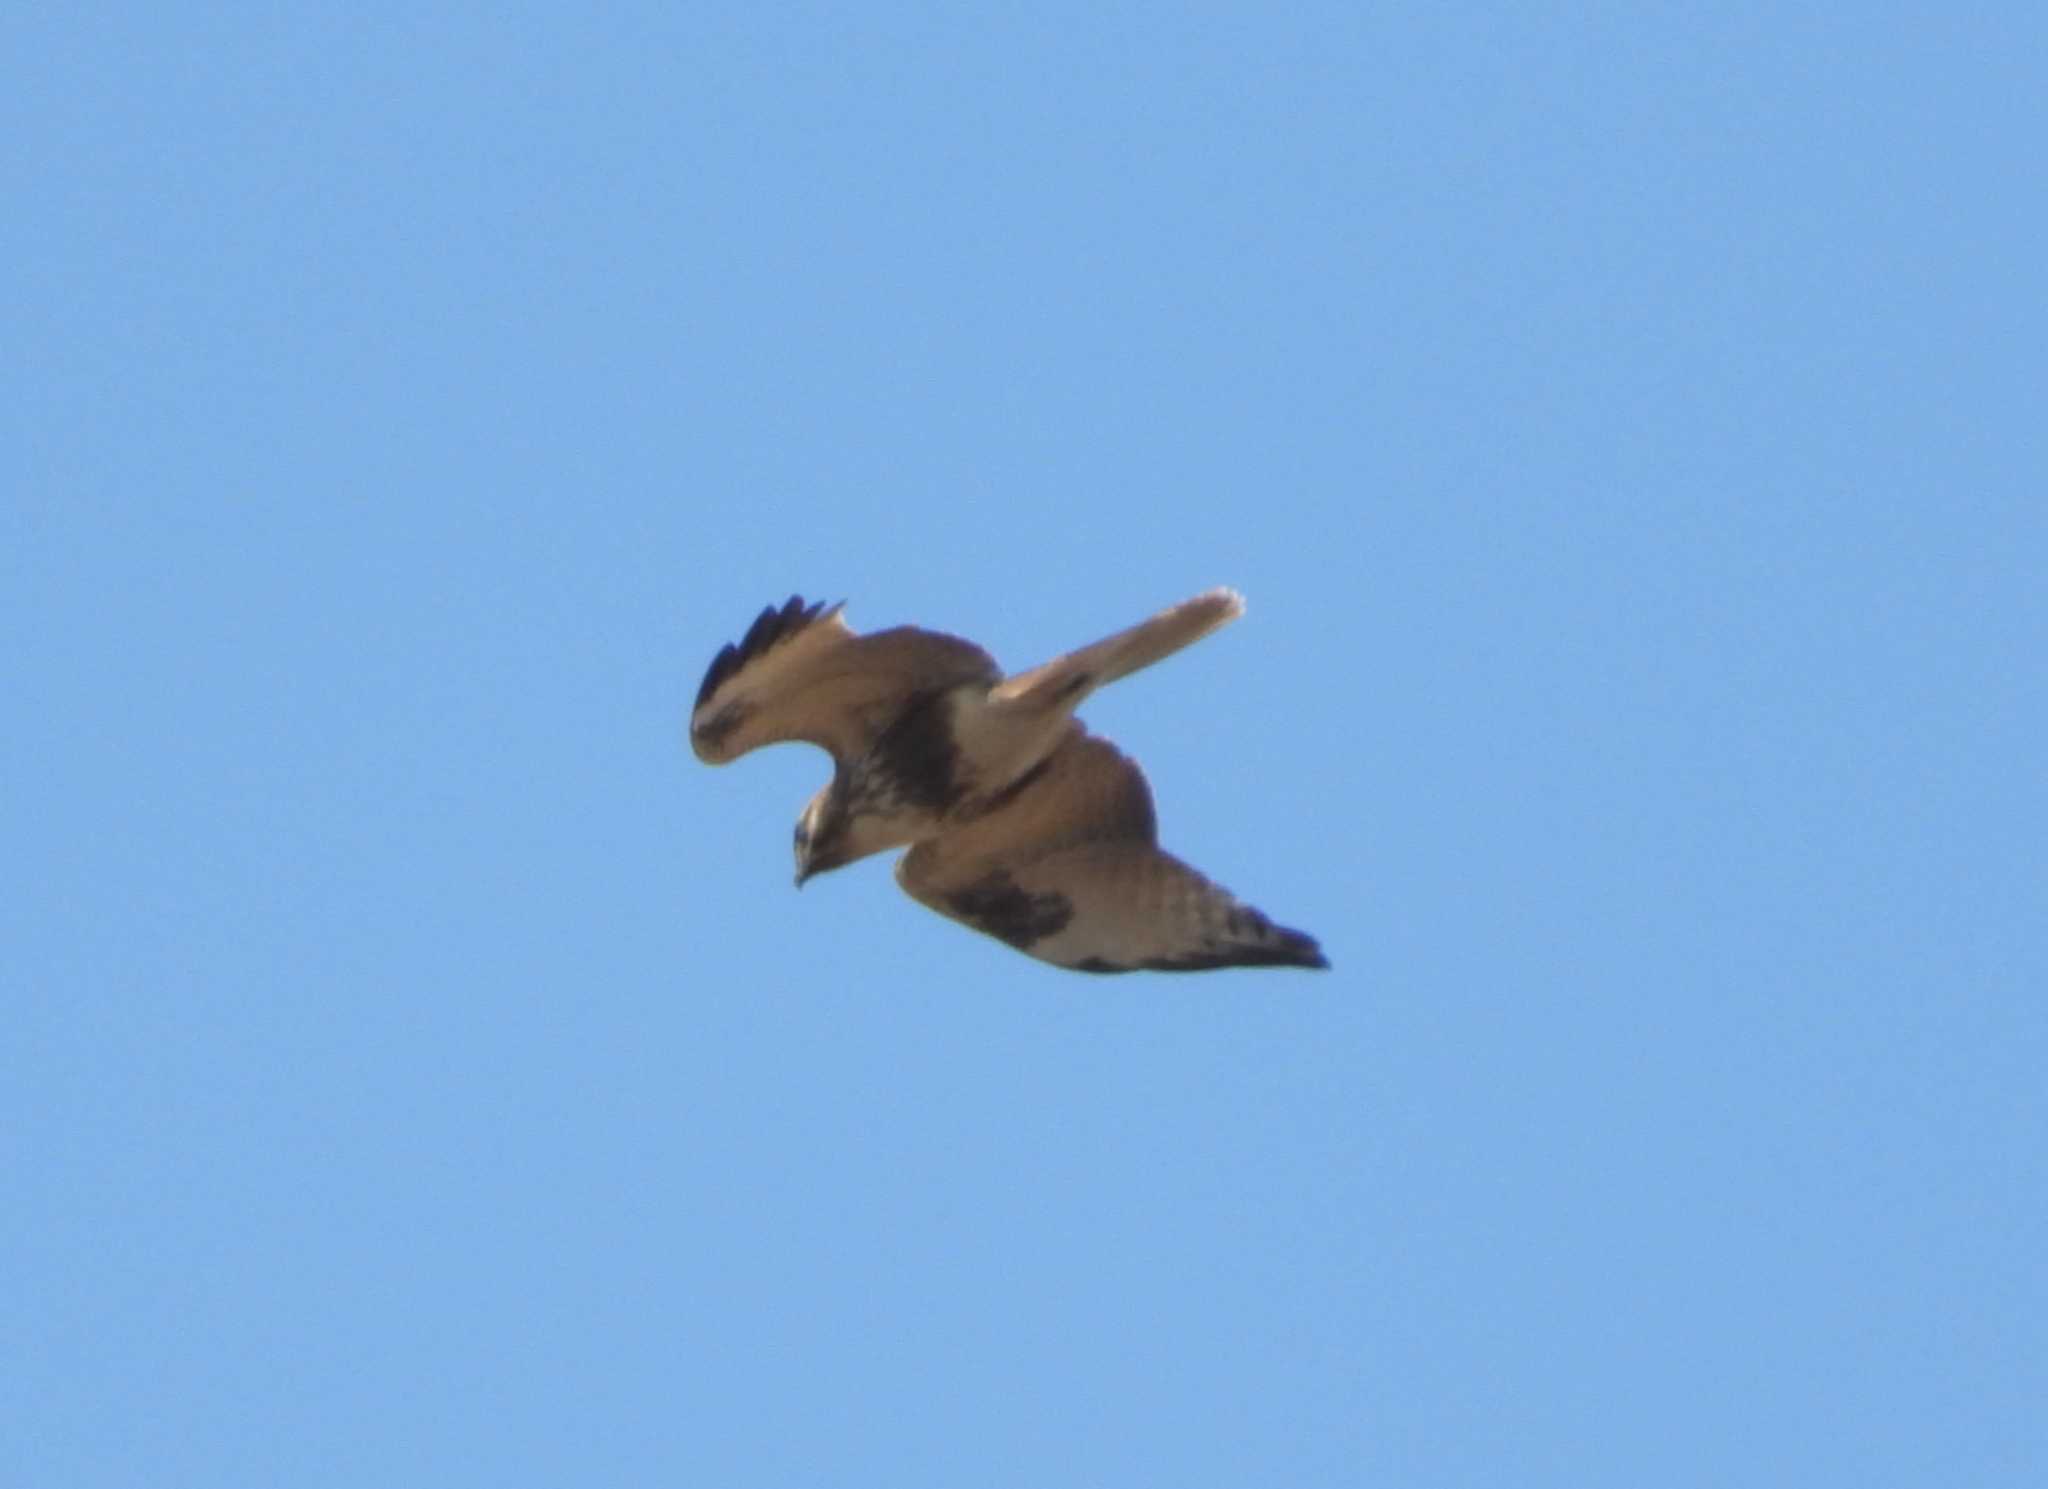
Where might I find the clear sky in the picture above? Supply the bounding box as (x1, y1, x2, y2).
(8, 4, 2043, 1485)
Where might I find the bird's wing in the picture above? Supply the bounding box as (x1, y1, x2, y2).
(691, 597, 999, 766)
(987, 587, 1243, 713)
(897, 732, 1327, 972)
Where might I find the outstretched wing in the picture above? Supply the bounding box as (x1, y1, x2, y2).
(897, 732, 1327, 973)
(988, 587, 1243, 713)
(691, 596, 1000, 767)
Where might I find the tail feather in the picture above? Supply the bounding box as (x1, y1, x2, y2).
(992, 588, 1245, 709)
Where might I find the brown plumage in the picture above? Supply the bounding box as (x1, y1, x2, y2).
(689, 589, 1326, 973)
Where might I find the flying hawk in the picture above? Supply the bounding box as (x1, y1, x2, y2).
(690, 590, 1328, 973)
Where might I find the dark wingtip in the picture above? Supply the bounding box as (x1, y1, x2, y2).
(1280, 927, 1331, 971)
(1151, 923, 1329, 973)
(693, 595, 833, 711)
(1219, 908, 1328, 971)
(1176, 940, 1328, 972)
(1282, 929, 1330, 970)
(1069, 928, 1329, 975)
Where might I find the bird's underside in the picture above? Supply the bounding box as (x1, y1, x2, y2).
(689, 589, 1328, 973)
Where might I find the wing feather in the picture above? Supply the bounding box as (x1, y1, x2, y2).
(690, 597, 999, 766)
(989, 587, 1243, 712)
(897, 732, 1326, 972)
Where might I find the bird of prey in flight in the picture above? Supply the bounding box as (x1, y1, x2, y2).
(690, 589, 1328, 973)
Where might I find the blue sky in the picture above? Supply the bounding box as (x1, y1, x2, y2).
(8, 4, 2044, 1484)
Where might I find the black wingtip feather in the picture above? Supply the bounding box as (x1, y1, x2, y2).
(1068, 929, 1329, 975)
(1143, 936, 1330, 973)
(694, 595, 833, 710)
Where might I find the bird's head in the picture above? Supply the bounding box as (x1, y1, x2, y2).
(792, 785, 853, 887)
(793, 778, 922, 886)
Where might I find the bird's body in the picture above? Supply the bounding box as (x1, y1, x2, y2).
(689, 589, 1327, 973)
